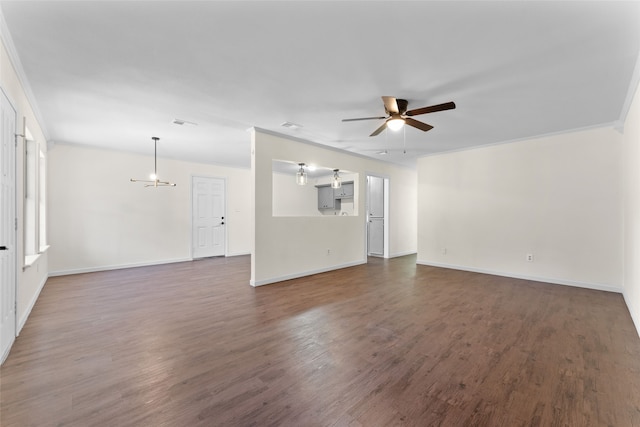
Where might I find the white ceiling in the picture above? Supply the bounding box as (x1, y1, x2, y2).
(1, 1, 639, 169)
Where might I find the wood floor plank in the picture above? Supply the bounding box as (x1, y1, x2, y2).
(1, 255, 639, 426)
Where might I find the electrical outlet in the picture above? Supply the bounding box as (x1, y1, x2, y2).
(526, 253, 534, 262)
(327, 249, 331, 256)
(442, 247, 447, 255)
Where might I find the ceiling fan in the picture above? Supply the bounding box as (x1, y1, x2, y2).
(342, 96, 456, 137)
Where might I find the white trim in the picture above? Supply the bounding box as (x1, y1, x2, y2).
(416, 259, 623, 294)
(390, 251, 417, 258)
(623, 291, 640, 339)
(616, 47, 640, 132)
(250, 260, 366, 287)
(0, 335, 13, 365)
(365, 174, 390, 258)
(417, 122, 620, 160)
(227, 251, 250, 257)
(23, 253, 40, 269)
(23, 243, 48, 270)
(0, 86, 17, 366)
(0, 7, 50, 139)
(16, 274, 47, 336)
(48, 257, 192, 277)
(384, 178, 389, 258)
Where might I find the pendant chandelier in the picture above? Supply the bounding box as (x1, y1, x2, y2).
(130, 137, 176, 187)
(296, 163, 308, 185)
(331, 169, 342, 189)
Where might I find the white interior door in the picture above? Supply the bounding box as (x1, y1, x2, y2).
(192, 176, 225, 258)
(368, 176, 384, 218)
(368, 218, 384, 256)
(1, 89, 16, 363)
(367, 176, 385, 256)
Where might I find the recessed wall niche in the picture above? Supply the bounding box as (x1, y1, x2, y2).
(272, 159, 358, 217)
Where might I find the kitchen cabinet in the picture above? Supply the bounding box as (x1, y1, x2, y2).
(334, 182, 354, 199)
(317, 185, 340, 210)
(316, 180, 353, 210)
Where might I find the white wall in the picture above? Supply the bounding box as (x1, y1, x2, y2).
(272, 171, 321, 217)
(251, 129, 417, 286)
(623, 81, 640, 336)
(386, 166, 418, 258)
(48, 144, 251, 274)
(1, 35, 49, 333)
(417, 126, 623, 292)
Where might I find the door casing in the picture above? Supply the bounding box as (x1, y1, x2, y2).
(366, 174, 389, 259)
(1, 87, 17, 364)
(191, 175, 226, 259)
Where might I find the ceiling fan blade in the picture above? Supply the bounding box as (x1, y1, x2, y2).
(406, 101, 456, 116)
(370, 122, 388, 137)
(342, 116, 387, 122)
(382, 96, 399, 114)
(396, 98, 409, 115)
(405, 117, 434, 132)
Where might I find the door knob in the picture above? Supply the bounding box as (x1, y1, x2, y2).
(221, 222, 225, 225)
(0, 246, 7, 250)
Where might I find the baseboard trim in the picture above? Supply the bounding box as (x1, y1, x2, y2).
(1, 336, 14, 365)
(390, 251, 417, 258)
(416, 260, 623, 294)
(623, 291, 640, 338)
(17, 274, 48, 336)
(226, 252, 251, 257)
(250, 260, 367, 287)
(48, 257, 193, 277)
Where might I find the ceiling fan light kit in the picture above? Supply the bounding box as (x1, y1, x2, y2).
(342, 96, 455, 137)
(130, 137, 176, 187)
(387, 118, 405, 131)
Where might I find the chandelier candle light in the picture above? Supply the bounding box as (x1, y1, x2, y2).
(130, 137, 176, 187)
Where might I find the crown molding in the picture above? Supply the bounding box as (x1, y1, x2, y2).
(0, 6, 50, 140)
(417, 121, 620, 160)
(616, 48, 640, 133)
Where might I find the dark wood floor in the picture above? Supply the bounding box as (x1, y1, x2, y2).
(1, 255, 639, 426)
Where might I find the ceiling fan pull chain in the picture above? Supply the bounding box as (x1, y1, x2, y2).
(403, 125, 406, 154)
(385, 124, 389, 146)
(154, 137, 158, 178)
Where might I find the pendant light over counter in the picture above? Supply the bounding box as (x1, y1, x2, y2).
(296, 163, 307, 185)
(130, 137, 176, 187)
(293, 163, 343, 188)
(331, 169, 342, 189)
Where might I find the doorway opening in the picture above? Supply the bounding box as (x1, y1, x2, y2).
(366, 175, 389, 258)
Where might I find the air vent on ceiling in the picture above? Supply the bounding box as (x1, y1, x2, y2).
(281, 121, 302, 130)
(172, 118, 198, 126)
